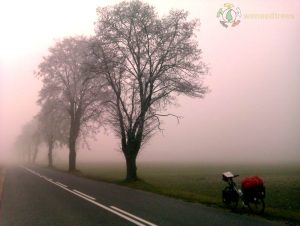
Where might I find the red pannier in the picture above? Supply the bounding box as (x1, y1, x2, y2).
(241, 176, 264, 189)
(241, 176, 265, 200)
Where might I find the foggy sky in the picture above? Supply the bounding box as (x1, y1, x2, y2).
(0, 0, 299, 164)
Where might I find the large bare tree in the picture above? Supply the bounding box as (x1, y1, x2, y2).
(37, 36, 108, 171)
(93, 0, 208, 181)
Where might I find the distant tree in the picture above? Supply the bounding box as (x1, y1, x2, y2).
(31, 126, 42, 164)
(15, 119, 41, 163)
(37, 36, 109, 171)
(93, 0, 208, 181)
(37, 99, 69, 167)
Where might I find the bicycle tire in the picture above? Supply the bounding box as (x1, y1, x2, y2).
(222, 186, 239, 210)
(248, 197, 265, 214)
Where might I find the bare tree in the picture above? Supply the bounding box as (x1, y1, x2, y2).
(37, 36, 108, 171)
(93, 0, 208, 181)
(15, 119, 41, 163)
(37, 99, 69, 167)
(31, 127, 42, 164)
(16, 101, 67, 167)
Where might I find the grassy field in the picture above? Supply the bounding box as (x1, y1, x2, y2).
(53, 162, 300, 225)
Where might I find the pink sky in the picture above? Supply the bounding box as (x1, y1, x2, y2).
(0, 0, 299, 164)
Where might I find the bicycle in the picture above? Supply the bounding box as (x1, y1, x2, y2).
(222, 172, 265, 214)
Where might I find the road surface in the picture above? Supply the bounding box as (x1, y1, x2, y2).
(0, 166, 282, 226)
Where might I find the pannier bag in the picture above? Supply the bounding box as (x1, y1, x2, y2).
(241, 176, 263, 189)
(241, 176, 265, 199)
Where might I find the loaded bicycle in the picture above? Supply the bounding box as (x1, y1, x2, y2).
(222, 172, 266, 214)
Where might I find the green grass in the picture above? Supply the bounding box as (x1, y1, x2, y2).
(52, 162, 300, 225)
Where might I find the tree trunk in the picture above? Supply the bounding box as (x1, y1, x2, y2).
(32, 145, 39, 164)
(28, 144, 32, 163)
(69, 137, 77, 172)
(48, 141, 53, 168)
(27, 151, 32, 163)
(68, 113, 80, 172)
(125, 154, 138, 181)
(123, 135, 141, 182)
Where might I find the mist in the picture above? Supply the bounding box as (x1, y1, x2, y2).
(0, 0, 299, 165)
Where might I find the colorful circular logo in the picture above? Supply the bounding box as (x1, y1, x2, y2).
(217, 3, 241, 28)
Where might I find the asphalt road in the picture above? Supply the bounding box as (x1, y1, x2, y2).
(0, 166, 283, 226)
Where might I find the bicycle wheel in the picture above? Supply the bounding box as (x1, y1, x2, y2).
(248, 197, 265, 214)
(222, 187, 239, 210)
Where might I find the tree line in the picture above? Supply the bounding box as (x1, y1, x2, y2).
(15, 0, 208, 181)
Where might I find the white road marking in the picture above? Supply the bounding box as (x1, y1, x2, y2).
(22, 166, 156, 226)
(48, 180, 146, 226)
(55, 182, 68, 188)
(73, 189, 96, 200)
(111, 206, 158, 226)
